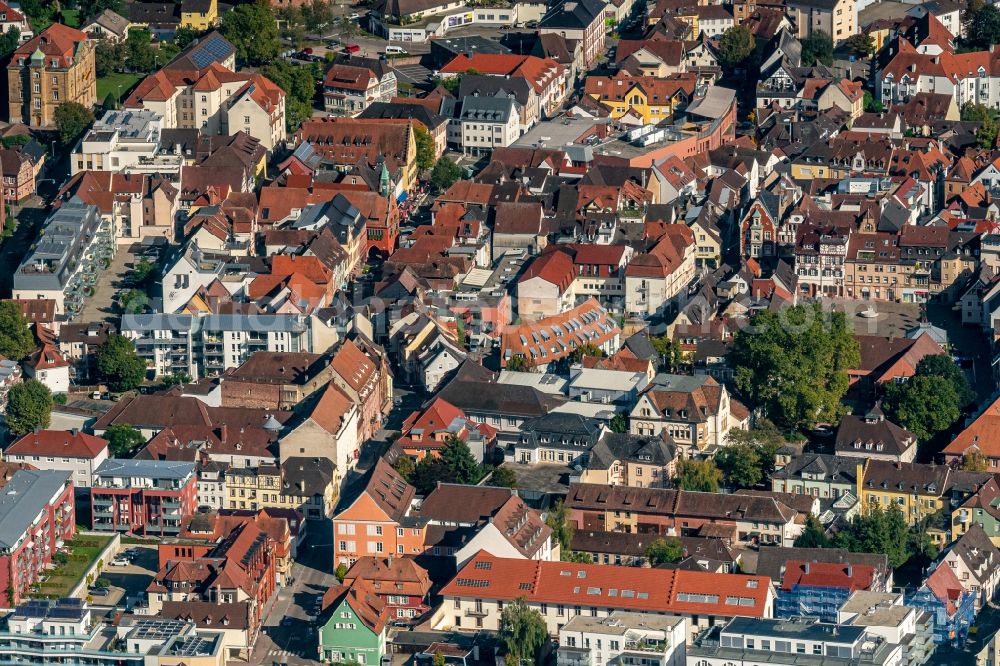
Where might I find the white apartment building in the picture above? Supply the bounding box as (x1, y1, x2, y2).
(452, 96, 521, 156)
(72, 110, 183, 176)
(5, 429, 110, 488)
(558, 612, 687, 666)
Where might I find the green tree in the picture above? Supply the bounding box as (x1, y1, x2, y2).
(334, 563, 348, 582)
(863, 90, 884, 113)
(714, 442, 763, 489)
(161, 373, 192, 387)
(651, 334, 683, 372)
(961, 448, 988, 471)
(103, 423, 146, 457)
(883, 375, 961, 442)
(916, 354, 975, 408)
(801, 31, 834, 66)
(414, 126, 435, 172)
(794, 514, 831, 548)
(410, 455, 451, 495)
(724, 420, 785, 477)
(499, 598, 548, 666)
(645, 537, 684, 565)
(54, 102, 95, 147)
(546, 499, 575, 554)
(0, 26, 20, 57)
(440, 434, 480, 484)
(833, 505, 909, 568)
(77, 0, 122, 20)
(94, 40, 119, 78)
(571, 343, 605, 363)
(262, 59, 318, 131)
(967, 3, 1000, 49)
(963, 103, 998, 148)
(842, 33, 875, 57)
(221, 0, 281, 66)
(5, 380, 52, 436)
(301, 0, 333, 30)
(430, 156, 462, 191)
(432, 75, 461, 94)
(490, 466, 518, 489)
(729, 304, 860, 432)
(0, 301, 37, 361)
(676, 459, 722, 492)
(118, 288, 147, 314)
(717, 25, 755, 71)
(103, 92, 118, 110)
(95, 334, 147, 392)
(173, 26, 202, 48)
(338, 15, 360, 38)
(505, 354, 530, 372)
(392, 455, 416, 480)
(609, 412, 628, 433)
(124, 29, 156, 73)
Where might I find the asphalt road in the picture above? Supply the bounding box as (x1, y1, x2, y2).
(252, 541, 340, 666)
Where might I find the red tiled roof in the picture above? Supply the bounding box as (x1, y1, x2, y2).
(518, 250, 575, 293)
(439, 53, 564, 94)
(441, 551, 772, 616)
(8, 430, 108, 459)
(501, 298, 620, 368)
(13, 23, 88, 68)
(944, 394, 1000, 459)
(780, 560, 878, 592)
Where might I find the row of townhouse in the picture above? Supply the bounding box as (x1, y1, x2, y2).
(332, 460, 553, 567)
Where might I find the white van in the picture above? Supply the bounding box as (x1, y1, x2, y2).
(385, 46, 408, 55)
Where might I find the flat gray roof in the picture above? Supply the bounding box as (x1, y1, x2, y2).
(95, 459, 196, 480)
(0, 470, 71, 549)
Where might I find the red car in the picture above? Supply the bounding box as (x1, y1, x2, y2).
(302, 47, 314, 55)
(344, 43, 361, 53)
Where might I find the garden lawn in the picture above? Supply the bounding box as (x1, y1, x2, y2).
(30, 535, 113, 599)
(96, 73, 142, 104)
(61, 10, 81, 27)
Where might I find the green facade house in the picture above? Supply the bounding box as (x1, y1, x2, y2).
(318, 584, 388, 664)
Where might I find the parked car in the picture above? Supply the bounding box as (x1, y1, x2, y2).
(109, 558, 129, 567)
(348, 12, 360, 19)
(344, 43, 361, 54)
(302, 47, 314, 55)
(90, 587, 110, 597)
(385, 45, 407, 55)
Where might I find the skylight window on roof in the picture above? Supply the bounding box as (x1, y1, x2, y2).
(637, 592, 649, 599)
(519, 582, 532, 590)
(474, 561, 493, 570)
(577, 570, 586, 578)
(608, 589, 618, 597)
(746, 580, 758, 589)
(621, 590, 635, 598)
(456, 579, 490, 588)
(587, 587, 601, 595)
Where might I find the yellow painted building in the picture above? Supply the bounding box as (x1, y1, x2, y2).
(180, 0, 218, 30)
(584, 73, 697, 125)
(226, 460, 339, 520)
(856, 460, 950, 526)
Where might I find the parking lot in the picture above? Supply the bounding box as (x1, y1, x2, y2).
(92, 546, 158, 611)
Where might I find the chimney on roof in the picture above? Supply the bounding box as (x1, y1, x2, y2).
(804, 562, 810, 574)
(846, 564, 853, 577)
